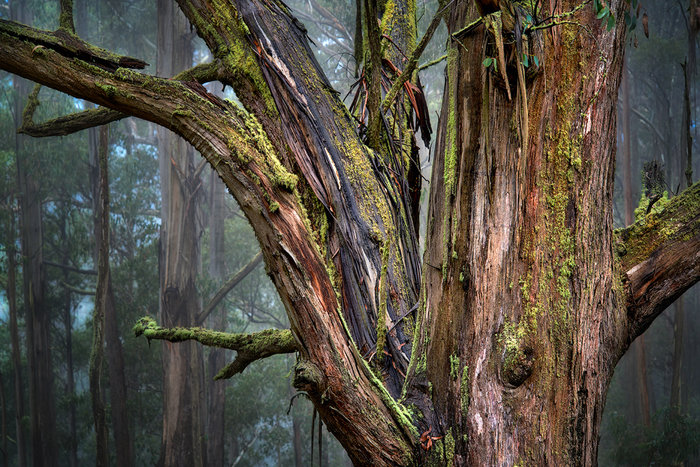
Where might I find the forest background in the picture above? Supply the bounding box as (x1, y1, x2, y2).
(0, 0, 698, 465)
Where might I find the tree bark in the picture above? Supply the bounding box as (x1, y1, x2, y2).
(89, 124, 110, 467)
(6, 206, 26, 467)
(2, 1, 700, 465)
(12, 3, 58, 461)
(156, 2, 204, 465)
(205, 169, 226, 467)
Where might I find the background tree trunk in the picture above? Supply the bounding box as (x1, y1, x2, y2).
(156, 1, 204, 465)
(13, 2, 57, 463)
(6, 204, 26, 467)
(205, 169, 226, 467)
(89, 124, 110, 467)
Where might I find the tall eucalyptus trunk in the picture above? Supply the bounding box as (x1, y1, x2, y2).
(156, 1, 204, 465)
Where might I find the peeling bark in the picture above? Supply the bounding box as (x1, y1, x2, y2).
(2, 0, 700, 465)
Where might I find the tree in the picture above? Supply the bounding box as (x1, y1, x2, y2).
(1, 0, 699, 464)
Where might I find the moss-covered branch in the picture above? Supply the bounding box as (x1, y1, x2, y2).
(617, 181, 700, 337)
(18, 61, 222, 138)
(0, 19, 147, 71)
(133, 317, 298, 378)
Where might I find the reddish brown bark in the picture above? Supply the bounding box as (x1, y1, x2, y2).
(1, 0, 699, 465)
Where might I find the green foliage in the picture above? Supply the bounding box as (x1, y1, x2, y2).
(602, 405, 700, 465)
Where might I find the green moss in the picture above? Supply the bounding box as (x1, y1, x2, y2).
(460, 365, 470, 415)
(95, 82, 117, 99)
(449, 354, 459, 380)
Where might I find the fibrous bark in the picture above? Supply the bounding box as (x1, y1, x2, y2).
(2, 0, 700, 465)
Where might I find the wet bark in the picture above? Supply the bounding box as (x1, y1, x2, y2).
(406, 1, 631, 464)
(1, 0, 700, 465)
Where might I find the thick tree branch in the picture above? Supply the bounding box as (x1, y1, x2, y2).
(618, 182, 700, 338)
(0, 19, 147, 71)
(18, 61, 222, 137)
(133, 317, 298, 378)
(197, 251, 263, 324)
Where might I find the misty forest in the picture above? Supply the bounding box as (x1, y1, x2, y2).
(0, 0, 699, 465)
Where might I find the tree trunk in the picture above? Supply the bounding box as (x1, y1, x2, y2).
(2, 0, 700, 465)
(59, 214, 78, 467)
(205, 169, 226, 467)
(6, 206, 26, 467)
(156, 2, 204, 465)
(621, 62, 651, 427)
(404, 2, 631, 463)
(13, 2, 57, 461)
(88, 120, 134, 466)
(89, 124, 110, 467)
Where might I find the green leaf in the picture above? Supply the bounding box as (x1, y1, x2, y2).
(533, 55, 540, 67)
(483, 57, 493, 68)
(597, 7, 610, 19)
(522, 54, 529, 67)
(607, 13, 616, 30)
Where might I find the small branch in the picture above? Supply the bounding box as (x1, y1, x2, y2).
(619, 182, 700, 338)
(60, 281, 95, 295)
(133, 317, 298, 378)
(20, 107, 126, 137)
(198, 252, 263, 324)
(418, 54, 446, 71)
(45, 260, 97, 275)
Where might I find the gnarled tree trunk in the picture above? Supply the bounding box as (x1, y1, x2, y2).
(1, 0, 699, 465)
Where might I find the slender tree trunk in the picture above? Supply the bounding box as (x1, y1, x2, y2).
(156, 2, 204, 465)
(0, 370, 7, 467)
(59, 216, 78, 467)
(622, 62, 651, 427)
(99, 125, 132, 465)
(290, 382, 303, 467)
(13, 2, 57, 461)
(89, 125, 110, 467)
(205, 169, 226, 467)
(6, 210, 26, 467)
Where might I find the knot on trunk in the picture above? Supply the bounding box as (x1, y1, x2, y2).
(293, 360, 326, 395)
(500, 341, 534, 388)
